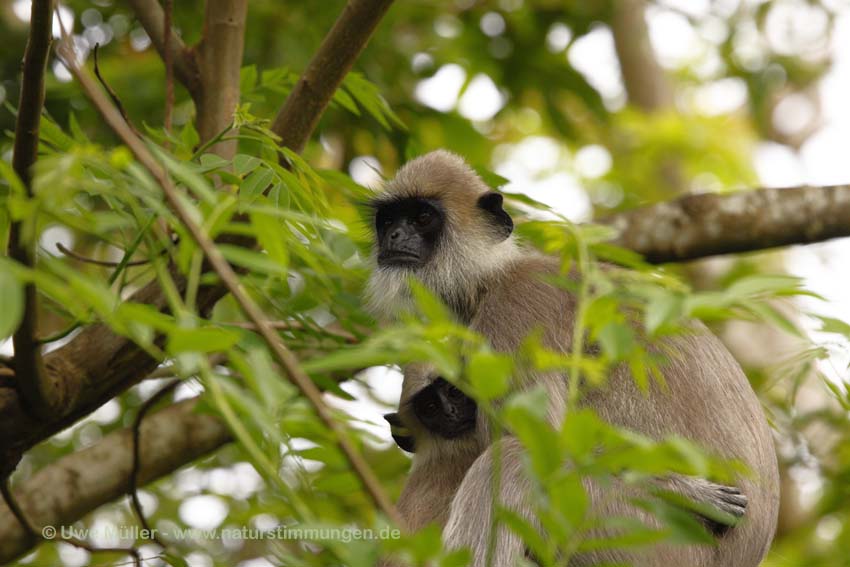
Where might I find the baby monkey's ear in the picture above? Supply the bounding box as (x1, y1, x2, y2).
(384, 412, 416, 453)
(477, 192, 513, 240)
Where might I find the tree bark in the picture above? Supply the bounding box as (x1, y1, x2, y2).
(8, 0, 56, 423)
(271, 0, 395, 152)
(195, 0, 248, 158)
(603, 184, 850, 263)
(0, 398, 230, 564)
(126, 0, 201, 97)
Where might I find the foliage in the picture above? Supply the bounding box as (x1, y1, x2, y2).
(1, 1, 848, 566)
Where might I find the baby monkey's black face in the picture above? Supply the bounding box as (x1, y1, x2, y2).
(373, 197, 445, 268)
(384, 377, 478, 453)
(412, 377, 477, 439)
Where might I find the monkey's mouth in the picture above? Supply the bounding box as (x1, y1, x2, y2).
(378, 251, 422, 267)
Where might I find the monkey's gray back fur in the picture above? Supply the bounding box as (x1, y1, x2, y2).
(451, 253, 780, 566)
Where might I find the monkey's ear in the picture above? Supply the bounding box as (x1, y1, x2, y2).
(477, 192, 513, 240)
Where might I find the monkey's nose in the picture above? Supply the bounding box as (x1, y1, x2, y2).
(389, 228, 402, 240)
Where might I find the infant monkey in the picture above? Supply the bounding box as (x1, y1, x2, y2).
(385, 367, 748, 536)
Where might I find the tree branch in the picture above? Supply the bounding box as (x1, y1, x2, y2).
(0, 0, 398, 468)
(0, 398, 230, 564)
(8, 0, 55, 420)
(603, 184, 850, 263)
(610, 0, 672, 111)
(126, 0, 201, 97)
(56, 29, 400, 525)
(194, 0, 248, 158)
(271, 0, 395, 153)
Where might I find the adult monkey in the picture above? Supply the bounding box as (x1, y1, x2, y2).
(366, 151, 779, 566)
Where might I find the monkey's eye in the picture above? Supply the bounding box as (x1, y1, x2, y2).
(377, 216, 393, 229)
(446, 385, 465, 400)
(415, 210, 433, 226)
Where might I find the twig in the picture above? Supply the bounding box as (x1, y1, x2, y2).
(125, 0, 200, 97)
(2, 477, 142, 567)
(39, 225, 156, 344)
(271, 0, 395, 154)
(9, 0, 55, 419)
(129, 380, 179, 547)
(56, 242, 149, 267)
(0, 0, 396, 470)
(92, 43, 140, 137)
(0, 398, 230, 563)
(163, 0, 174, 138)
(55, 21, 402, 527)
(1, 478, 38, 543)
(226, 320, 359, 344)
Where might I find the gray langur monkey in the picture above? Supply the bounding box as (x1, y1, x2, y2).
(385, 364, 748, 538)
(366, 150, 779, 566)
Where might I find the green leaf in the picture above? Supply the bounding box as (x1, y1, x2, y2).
(240, 64, 258, 93)
(467, 351, 512, 401)
(180, 121, 200, 151)
(218, 244, 288, 277)
(239, 166, 275, 206)
(818, 315, 850, 338)
(645, 292, 684, 334)
(0, 262, 24, 340)
(596, 322, 635, 361)
(233, 154, 262, 176)
(503, 388, 561, 478)
(167, 326, 240, 354)
(251, 209, 289, 270)
(496, 507, 553, 564)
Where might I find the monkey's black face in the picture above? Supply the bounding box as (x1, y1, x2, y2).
(373, 197, 444, 268)
(411, 377, 477, 440)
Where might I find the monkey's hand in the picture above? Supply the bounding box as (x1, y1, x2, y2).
(655, 476, 748, 536)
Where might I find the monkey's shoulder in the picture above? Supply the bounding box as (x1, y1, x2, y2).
(473, 254, 576, 349)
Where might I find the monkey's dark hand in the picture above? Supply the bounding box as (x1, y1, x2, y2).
(384, 412, 416, 453)
(701, 482, 748, 535)
(655, 476, 748, 536)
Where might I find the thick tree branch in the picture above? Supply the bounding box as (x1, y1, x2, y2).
(195, 0, 248, 158)
(56, 31, 400, 524)
(610, 0, 672, 111)
(271, 0, 395, 153)
(8, 0, 55, 421)
(0, 398, 231, 564)
(603, 184, 850, 263)
(0, 0, 397, 469)
(126, 0, 201, 97)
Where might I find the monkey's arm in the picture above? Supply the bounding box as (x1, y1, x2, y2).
(655, 475, 748, 535)
(443, 436, 533, 567)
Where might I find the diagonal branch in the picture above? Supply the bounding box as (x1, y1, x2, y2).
(0, 398, 231, 564)
(0, 0, 398, 469)
(126, 0, 201, 97)
(56, 30, 401, 525)
(8, 0, 56, 421)
(271, 0, 395, 153)
(602, 184, 850, 263)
